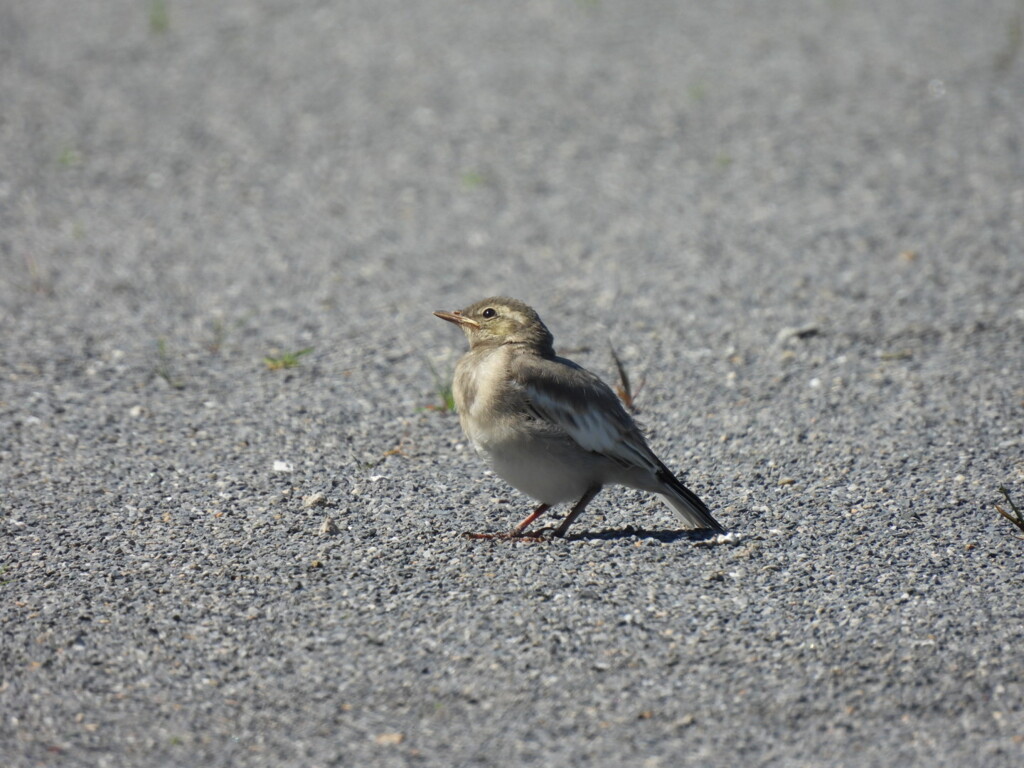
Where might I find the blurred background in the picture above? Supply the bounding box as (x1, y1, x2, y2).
(5, 1, 1021, 357)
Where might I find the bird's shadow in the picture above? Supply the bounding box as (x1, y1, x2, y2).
(559, 525, 720, 543)
(461, 525, 725, 544)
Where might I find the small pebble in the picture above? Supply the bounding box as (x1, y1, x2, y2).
(303, 492, 328, 508)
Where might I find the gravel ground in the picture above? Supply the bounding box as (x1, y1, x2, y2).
(2, 1, 1024, 766)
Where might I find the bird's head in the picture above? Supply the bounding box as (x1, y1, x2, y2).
(434, 297, 554, 354)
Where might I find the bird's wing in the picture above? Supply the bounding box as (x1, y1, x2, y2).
(513, 354, 723, 531)
(512, 356, 661, 471)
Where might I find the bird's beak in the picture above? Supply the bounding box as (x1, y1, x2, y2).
(434, 310, 480, 328)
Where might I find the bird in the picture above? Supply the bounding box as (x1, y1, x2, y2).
(433, 297, 723, 539)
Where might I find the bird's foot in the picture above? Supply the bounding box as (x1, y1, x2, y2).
(462, 529, 550, 542)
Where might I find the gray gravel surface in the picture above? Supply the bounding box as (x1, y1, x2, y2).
(3, 1, 1024, 766)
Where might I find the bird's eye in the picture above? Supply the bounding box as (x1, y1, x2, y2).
(482, 308, 497, 319)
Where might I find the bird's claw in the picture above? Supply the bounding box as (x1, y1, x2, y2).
(462, 528, 552, 542)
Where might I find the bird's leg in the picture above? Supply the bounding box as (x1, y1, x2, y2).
(464, 502, 550, 540)
(512, 502, 551, 535)
(552, 486, 601, 538)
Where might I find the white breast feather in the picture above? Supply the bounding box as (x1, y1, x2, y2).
(460, 351, 511, 451)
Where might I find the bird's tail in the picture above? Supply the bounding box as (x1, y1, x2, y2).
(656, 469, 724, 531)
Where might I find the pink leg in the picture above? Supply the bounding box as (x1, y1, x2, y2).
(552, 486, 601, 538)
(513, 502, 551, 535)
(464, 502, 550, 540)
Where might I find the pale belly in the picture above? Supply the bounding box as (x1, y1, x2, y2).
(475, 434, 600, 505)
